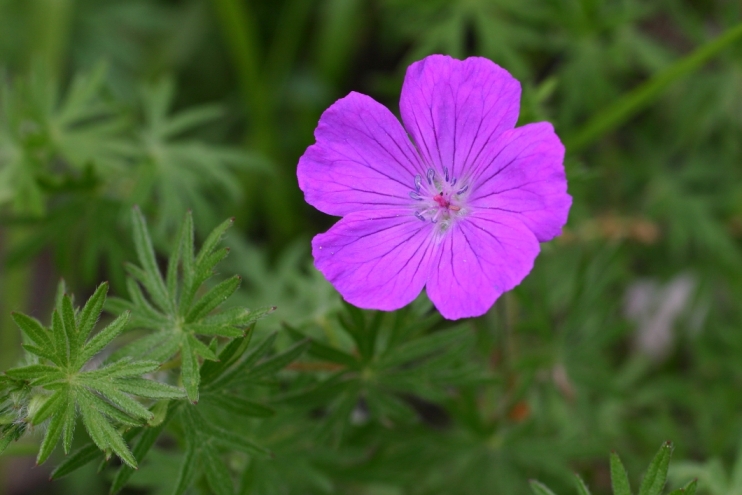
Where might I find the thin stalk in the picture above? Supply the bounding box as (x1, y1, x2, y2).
(566, 22, 742, 153)
(210, 0, 299, 241)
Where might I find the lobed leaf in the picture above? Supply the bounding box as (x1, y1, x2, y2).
(77, 283, 109, 344)
(11, 312, 51, 349)
(185, 275, 241, 323)
(77, 311, 130, 366)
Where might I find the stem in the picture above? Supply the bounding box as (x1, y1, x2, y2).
(565, 22, 742, 153)
(28, 0, 76, 79)
(209, 0, 300, 241)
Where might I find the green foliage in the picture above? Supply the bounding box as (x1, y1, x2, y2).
(531, 443, 698, 495)
(108, 207, 275, 402)
(1, 1, 742, 494)
(1, 281, 183, 467)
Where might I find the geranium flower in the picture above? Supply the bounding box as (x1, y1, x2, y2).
(298, 55, 571, 320)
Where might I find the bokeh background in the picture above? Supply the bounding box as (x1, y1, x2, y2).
(2, 0, 742, 494)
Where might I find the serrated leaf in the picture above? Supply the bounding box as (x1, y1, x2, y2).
(131, 207, 172, 313)
(185, 276, 241, 323)
(206, 332, 278, 390)
(32, 390, 65, 424)
(188, 334, 218, 361)
(246, 339, 309, 380)
(85, 359, 160, 380)
(639, 442, 673, 495)
(36, 395, 68, 464)
(11, 312, 51, 348)
(111, 331, 180, 363)
(51, 310, 69, 367)
(61, 296, 78, 364)
(196, 217, 233, 267)
(78, 388, 144, 427)
(77, 311, 130, 366)
(79, 404, 137, 468)
(181, 336, 200, 402)
(110, 418, 171, 494)
(61, 393, 76, 454)
(83, 381, 154, 421)
(77, 283, 109, 343)
(529, 480, 558, 495)
(611, 451, 632, 495)
(5, 364, 62, 382)
(115, 378, 184, 399)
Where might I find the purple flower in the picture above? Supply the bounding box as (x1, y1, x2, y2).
(298, 55, 571, 320)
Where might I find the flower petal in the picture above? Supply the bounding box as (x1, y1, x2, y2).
(298, 92, 424, 216)
(426, 212, 539, 320)
(468, 122, 571, 242)
(312, 209, 436, 311)
(399, 55, 521, 180)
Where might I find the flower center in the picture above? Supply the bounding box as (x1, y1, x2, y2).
(409, 167, 470, 229)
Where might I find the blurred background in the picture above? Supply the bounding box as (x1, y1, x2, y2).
(2, 0, 742, 494)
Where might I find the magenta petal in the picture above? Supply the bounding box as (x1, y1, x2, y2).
(312, 209, 436, 311)
(468, 122, 571, 242)
(426, 212, 540, 320)
(298, 92, 424, 217)
(399, 55, 521, 180)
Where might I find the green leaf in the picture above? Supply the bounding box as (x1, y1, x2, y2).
(11, 312, 51, 348)
(79, 404, 137, 468)
(611, 451, 632, 495)
(188, 334, 218, 361)
(51, 310, 69, 367)
(61, 393, 76, 454)
(284, 324, 359, 369)
(131, 207, 171, 313)
(31, 390, 65, 424)
(209, 424, 272, 458)
(639, 442, 673, 495)
(50, 443, 101, 479)
(36, 394, 68, 464)
(246, 339, 309, 380)
(575, 474, 592, 495)
(78, 283, 109, 341)
(196, 217, 234, 267)
(566, 22, 742, 152)
(529, 480, 558, 495)
(171, 442, 199, 495)
(203, 392, 275, 418)
(110, 419, 171, 495)
(5, 364, 61, 382)
(61, 296, 78, 364)
(207, 332, 277, 390)
(203, 445, 234, 495)
(115, 378, 185, 399)
(181, 336, 200, 403)
(77, 311, 130, 366)
(377, 325, 470, 369)
(185, 275, 241, 323)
